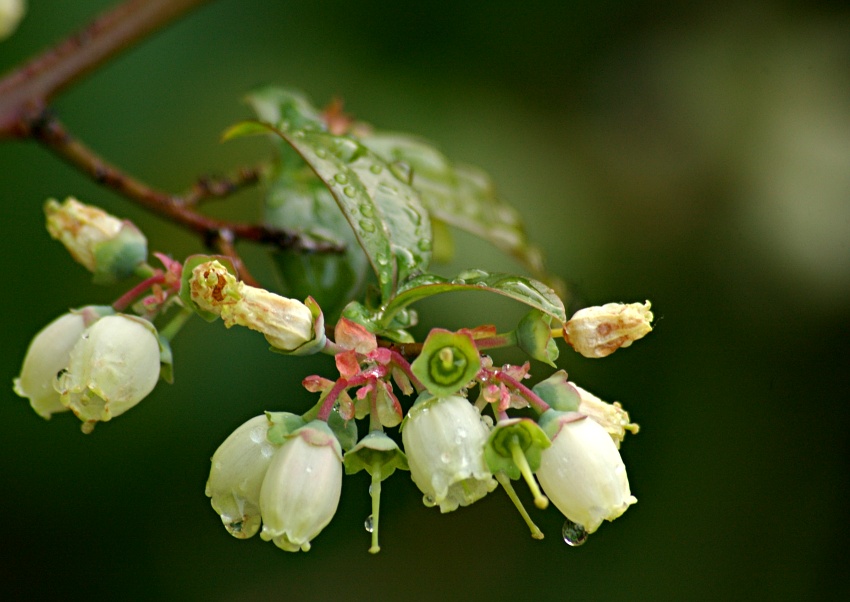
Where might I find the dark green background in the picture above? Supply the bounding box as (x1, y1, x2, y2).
(2, 1, 848, 600)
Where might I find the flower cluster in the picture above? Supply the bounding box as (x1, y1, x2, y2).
(15, 198, 654, 553)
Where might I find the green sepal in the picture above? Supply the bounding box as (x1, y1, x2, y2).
(537, 409, 585, 440)
(265, 411, 307, 445)
(268, 296, 327, 356)
(343, 431, 409, 478)
(327, 408, 358, 452)
(516, 309, 560, 367)
(379, 270, 566, 330)
(158, 336, 174, 384)
(341, 301, 414, 344)
(410, 329, 481, 397)
(484, 418, 551, 479)
(178, 254, 238, 322)
(532, 370, 581, 413)
(91, 224, 148, 285)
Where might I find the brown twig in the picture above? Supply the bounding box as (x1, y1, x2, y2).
(183, 168, 263, 207)
(0, 0, 214, 138)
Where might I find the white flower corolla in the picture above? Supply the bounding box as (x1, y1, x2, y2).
(206, 415, 278, 539)
(536, 413, 636, 534)
(44, 198, 147, 283)
(573, 384, 639, 449)
(13, 309, 92, 419)
(0, 0, 26, 40)
(189, 260, 315, 351)
(259, 421, 342, 552)
(402, 394, 497, 513)
(564, 301, 653, 358)
(56, 314, 161, 433)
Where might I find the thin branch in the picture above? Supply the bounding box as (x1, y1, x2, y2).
(0, 0, 213, 138)
(182, 167, 263, 207)
(209, 229, 260, 288)
(32, 112, 344, 255)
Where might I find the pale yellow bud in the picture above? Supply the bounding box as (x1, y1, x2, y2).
(45, 197, 147, 282)
(573, 384, 639, 448)
(0, 0, 26, 40)
(190, 260, 315, 351)
(564, 301, 653, 358)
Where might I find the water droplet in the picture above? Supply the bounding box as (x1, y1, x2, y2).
(369, 163, 383, 174)
(334, 173, 348, 185)
(440, 452, 451, 464)
(316, 148, 327, 159)
(389, 161, 413, 184)
(249, 426, 265, 443)
(417, 238, 431, 252)
(359, 220, 376, 233)
(359, 203, 374, 218)
(364, 514, 374, 533)
(423, 495, 437, 508)
(343, 185, 356, 198)
(562, 520, 589, 546)
(376, 253, 389, 266)
(333, 138, 361, 162)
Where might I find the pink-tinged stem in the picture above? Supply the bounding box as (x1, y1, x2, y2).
(112, 272, 166, 311)
(494, 371, 551, 414)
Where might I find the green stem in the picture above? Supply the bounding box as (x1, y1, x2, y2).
(158, 307, 194, 342)
(508, 437, 548, 510)
(369, 461, 382, 554)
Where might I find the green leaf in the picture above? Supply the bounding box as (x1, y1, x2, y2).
(275, 128, 432, 301)
(379, 269, 566, 329)
(244, 86, 326, 132)
(360, 132, 546, 276)
(265, 167, 369, 318)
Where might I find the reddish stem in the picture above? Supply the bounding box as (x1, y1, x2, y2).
(113, 272, 166, 312)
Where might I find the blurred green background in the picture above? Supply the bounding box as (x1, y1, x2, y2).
(2, 1, 849, 600)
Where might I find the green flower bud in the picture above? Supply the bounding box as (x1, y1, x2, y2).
(13, 306, 111, 419)
(536, 411, 636, 533)
(206, 415, 278, 539)
(259, 421, 342, 552)
(410, 329, 481, 397)
(516, 309, 559, 367)
(0, 0, 26, 40)
(45, 198, 147, 284)
(401, 394, 496, 513)
(56, 314, 161, 433)
(564, 301, 653, 358)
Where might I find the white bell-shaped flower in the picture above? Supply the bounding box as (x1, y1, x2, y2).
(206, 415, 278, 539)
(402, 394, 497, 513)
(14, 310, 88, 419)
(259, 421, 342, 552)
(536, 413, 636, 533)
(56, 314, 161, 433)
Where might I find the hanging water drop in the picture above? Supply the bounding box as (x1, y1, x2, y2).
(562, 519, 589, 546)
(423, 494, 437, 508)
(364, 514, 374, 533)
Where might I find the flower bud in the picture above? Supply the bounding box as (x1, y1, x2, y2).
(536, 412, 636, 533)
(402, 394, 497, 513)
(56, 314, 161, 433)
(0, 0, 26, 40)
(564, 301, 653, 358)
(188, 260, 316, 352)
(259, 421, 343, 552)
(13, 306, 110, 419)
(45, 198, 148, 284)
(206, 415, 278, 539)
(573, 384, 639, 448)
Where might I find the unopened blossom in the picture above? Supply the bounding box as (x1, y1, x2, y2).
(13, 307, 107, 419)
(402, 394, 497, 513)
(0, 0, 25, 40)
(536, 412, 636, 533)
(259, 421, 343, 552)
(206, 415, 278, 539)
(44, 198, 147, 282)
(56, 314, 161, 433)
(189, 260, 314, 351)
(573, 384, 639, 448)
(564, 301, 653, 358)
